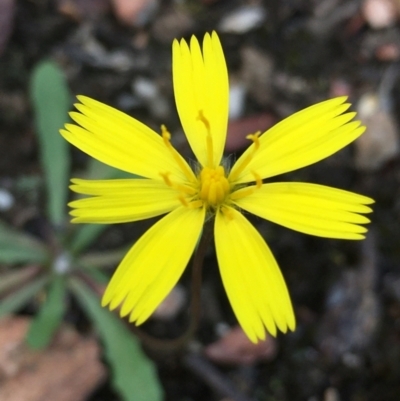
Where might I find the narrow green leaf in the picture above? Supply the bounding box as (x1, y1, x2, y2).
(0, 221, 49, 264)
(85, 158, 133, 180)
(0, 275, 49, 318)
(30, 60, 71, 227)
(68, 223, 107, 255)
(0, 266, 41, 296)
(81, 267, 110, 285)
(78, 247, 128, 269)
(69, 278, 163, 401)
(26, 276, 66, 349)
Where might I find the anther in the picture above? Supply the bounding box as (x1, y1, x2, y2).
(251, 170, 262, 188)
(246, 131, 261, 150)
(198, 165, 230, 206)
(229, 171, 262, 201)
(228, 131, 262, 182)
(161, 125, 172, 144)
(178, 195, 189, 207)
(160, 125, 196, 183)
(160, 172, 172, 186)
(188, 200, 204, 209)
(197, 110, 211, 133)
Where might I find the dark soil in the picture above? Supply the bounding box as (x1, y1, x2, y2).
(1, 1, 400, 401)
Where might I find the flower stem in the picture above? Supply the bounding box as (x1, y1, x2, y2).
(131, 218, 214, 352)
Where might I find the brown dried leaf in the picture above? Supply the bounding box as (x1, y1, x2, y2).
(226, 113, 276, 152)
(112, 0, 158, 27)
(0, 317, 106, 401)
(205, 326, 277, 366)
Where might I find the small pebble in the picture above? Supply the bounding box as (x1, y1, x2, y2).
(355, 93, 399, 171)
(153, 285, 186, 320)
(0, 188, 14, 211)
(324, 387, 340, 401)
(362, 0, 398, 29)
(132, 77, 170, 119)
(133, 77, 158, 101)
(229, 80, 247, 120)
(52, 252, 72, 275)
(218, 4, 267, 34)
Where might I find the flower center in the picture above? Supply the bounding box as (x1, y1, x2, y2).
(199, 166, 230, 206)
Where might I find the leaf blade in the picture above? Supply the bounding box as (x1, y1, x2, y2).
(0, 220, 49, 264)
(69, 277, 163, 401)
(30, 60, 71, 227)
(0, 275, 49, 318)
(26, 276, 66, 349)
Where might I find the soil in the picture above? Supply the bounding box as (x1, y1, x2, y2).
(1, 1, 400, 401)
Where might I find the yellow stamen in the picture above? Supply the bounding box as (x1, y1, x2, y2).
(228, 131, 261, 182)
(246, 132, 261, 149)
(197, 110, 211, 133)
(160, 171, 172, 186)
(197, 110, 214, 168)
(198, 165, 230, 206)
(188, 200, 204, 209)
(230, 172, 262, 201)
(252, 170, 262, 188)
(161, 125, 196, 182)
(160, 172, 197, 195)
(178, 195, 189, 207)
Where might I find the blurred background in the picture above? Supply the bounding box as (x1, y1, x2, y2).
(0, 0, 400, 400)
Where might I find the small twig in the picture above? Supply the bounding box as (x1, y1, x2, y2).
(183, 352, 255, 401)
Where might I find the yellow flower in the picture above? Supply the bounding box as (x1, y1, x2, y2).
(60, 32, 373, 343)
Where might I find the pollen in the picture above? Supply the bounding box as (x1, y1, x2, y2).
(199, 166, 230, 206)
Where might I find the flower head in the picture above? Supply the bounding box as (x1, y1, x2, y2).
(60, 32, 373, 343)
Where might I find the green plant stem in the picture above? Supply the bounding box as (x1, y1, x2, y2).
(132, 218, 214, 353)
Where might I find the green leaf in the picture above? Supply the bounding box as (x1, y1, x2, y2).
(26, 276, 66, 349)
(0, 275, 49, 318)
(0, 220, 49, 264)
(69, 278, 163, 401)
(68, 223, 107, 255)
(81, 268, 110, 285)
(85, 158, 132, 180)
(78, 247, 128, 269)
(30, 60, 71, 227)
(0, 266, 41, 296)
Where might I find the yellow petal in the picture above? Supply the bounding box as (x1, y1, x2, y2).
(68, 178, 181, 223)
(214, 206, 295, 343)
(230, 97, 365, 183)
(60, 96, 194, 182)
(102, 206, 205, 325)
(173, 31, 229, 168)
(234, 182, 374, 239)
